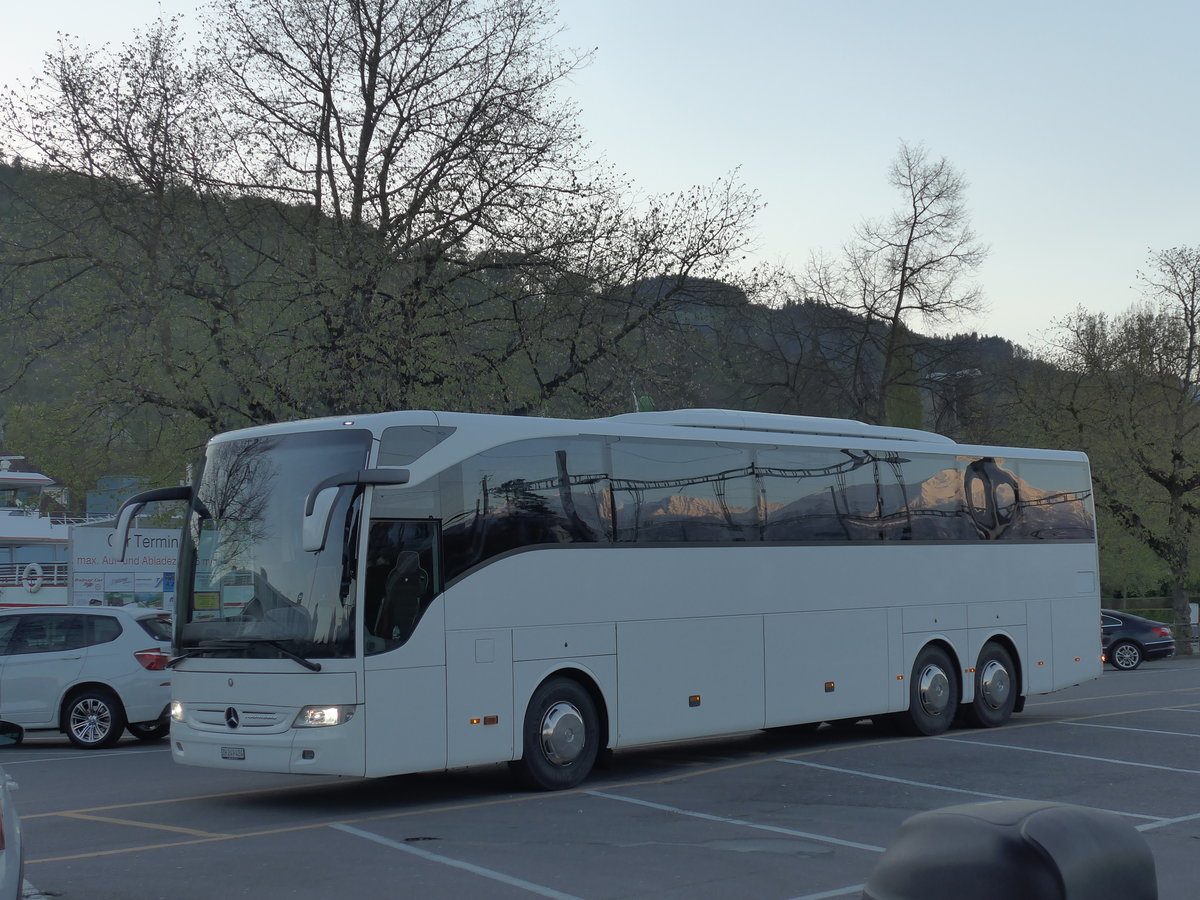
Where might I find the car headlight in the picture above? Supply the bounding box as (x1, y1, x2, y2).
(293, 705, 356, 727)
(170, 700, 185, 723)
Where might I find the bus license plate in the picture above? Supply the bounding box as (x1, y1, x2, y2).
(221, 746, 246, 760)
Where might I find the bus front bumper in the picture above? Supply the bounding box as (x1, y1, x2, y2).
(169, 712, 366, 777)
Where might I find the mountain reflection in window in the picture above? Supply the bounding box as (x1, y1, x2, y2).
(441, 438, 612, 582)
(759, 447, 915, 541)
(610, 440, 755, 542)
(437, 437, 1096, 583)
(980, 458, 1096, 540)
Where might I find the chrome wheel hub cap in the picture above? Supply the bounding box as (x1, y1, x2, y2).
(540, 701, 585, 766)
(918, 664, 951, 717)
(979, 660, 1011, 710)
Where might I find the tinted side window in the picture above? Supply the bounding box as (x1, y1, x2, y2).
(427, 436, 1092, 579)
(611, 439, 754, 542)
(759, 445, 881, 541)
(378, 426, 456, 466)
(441, 437, 610, 581)
(999, 458, 1096, 540)
(904, 453, 975, 540)
(8, 615, 88, 655)
(89, 616, 123, 646)
(0, 617, 18, 655)
(363, 520, 442, 654)
(136, 615, 172, 642)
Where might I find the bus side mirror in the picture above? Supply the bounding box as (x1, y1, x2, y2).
(114, 486, 193, 562)
(301, 469, 411, 553)
(302, 487, 341, 552)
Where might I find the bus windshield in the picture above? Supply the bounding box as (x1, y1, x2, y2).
(177, 428, 371, 660)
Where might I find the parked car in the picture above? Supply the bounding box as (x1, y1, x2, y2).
(1101, 609, 1175, 671)
(0, 723, 22, 900)
(0, 606, 171, 748)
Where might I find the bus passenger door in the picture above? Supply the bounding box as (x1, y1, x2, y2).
(361, 519, 448, 777)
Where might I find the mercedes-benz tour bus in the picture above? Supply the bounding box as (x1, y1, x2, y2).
(117, 409, 1101, 790)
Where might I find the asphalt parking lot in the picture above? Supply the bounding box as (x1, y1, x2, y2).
(8, 655, 1200, 900)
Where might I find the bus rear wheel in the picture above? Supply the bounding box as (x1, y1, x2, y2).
(511, 677, 599, 791)
(896, 645, 959, 736)
(962, 642, 1017, 728)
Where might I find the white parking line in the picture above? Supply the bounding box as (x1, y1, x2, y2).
(331, 823, 585, 900)
(936, 737, 1200, 774)
(775, 758, 1159, 821)
(786, 884, 867, 899)
(586, 791, 886, 853)
(1061, 721, 1200, 738)
(0, 747, 169, 766)
(1136, 810, 1200, 832)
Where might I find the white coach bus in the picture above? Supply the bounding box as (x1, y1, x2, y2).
(117, 409, 1101, 790)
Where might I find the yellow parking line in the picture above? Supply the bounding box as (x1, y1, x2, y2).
(22, 779, 347, 819)
(29, 835, 231, 864)
(57, 811, 231, 838)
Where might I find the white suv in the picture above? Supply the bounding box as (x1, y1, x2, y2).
(0, 606, 171, 749)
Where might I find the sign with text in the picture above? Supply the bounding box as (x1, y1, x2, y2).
(69, 525, 180, 610)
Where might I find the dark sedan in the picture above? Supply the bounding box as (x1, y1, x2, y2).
(1101, 610, 1175, 670)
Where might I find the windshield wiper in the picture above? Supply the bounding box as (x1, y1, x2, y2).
(167, 647, 216, 668)
(170, 639, 322, 672)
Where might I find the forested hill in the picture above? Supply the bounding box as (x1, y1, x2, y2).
(1, 157, 1025, 450)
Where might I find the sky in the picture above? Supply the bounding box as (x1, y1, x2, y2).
(3, 0, 1198, 347)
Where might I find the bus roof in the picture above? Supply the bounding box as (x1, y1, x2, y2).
(208, 408, 1091, 469)
(604, 409, 954, 444)
(212, 408, 953, 445)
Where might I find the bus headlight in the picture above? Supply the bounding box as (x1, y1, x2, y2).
(293, 705, 356, 727)
(170, 701, 184, 723)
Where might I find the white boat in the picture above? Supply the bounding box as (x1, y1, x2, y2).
(0, 460, 70, 606)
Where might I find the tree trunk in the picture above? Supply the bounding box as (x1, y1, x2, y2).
(1170, 566, 1194, 656)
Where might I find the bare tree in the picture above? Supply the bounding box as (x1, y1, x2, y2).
(802, 141, 987, 425)
(1027, 247, 1200, 652)
(1, 0, 762, 448)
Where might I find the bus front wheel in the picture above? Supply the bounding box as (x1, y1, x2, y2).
(896, 645, 959, 736)
(511, 677, 599, 791)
